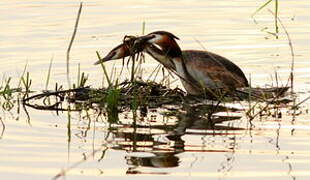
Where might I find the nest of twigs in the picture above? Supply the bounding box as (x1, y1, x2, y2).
(22, 80, 186, 112)
(22, 77, 291, 116)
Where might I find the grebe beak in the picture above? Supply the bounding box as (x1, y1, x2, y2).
(94, 35, 138, 65)
(93, 43, 131, 65)
(93, 51, 116, 65)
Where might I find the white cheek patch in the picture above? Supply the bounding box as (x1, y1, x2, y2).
(153, 43, 163, 51)
(148, 34, 163, 44)
(112, 49, 122, 59)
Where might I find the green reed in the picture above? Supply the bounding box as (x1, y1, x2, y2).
(96, 51, 112, 87)
(252, 0, 279, 35)
(45, 56, 54, 90)
(72, 63, 88, 89)
(21, 72, 32, 98)
(0, 77, 12, 96)
(106, 84, 121, 123)
(95, 50, 122, 122)
(0, 77, 14, 111)
(66, 2, 83, 88)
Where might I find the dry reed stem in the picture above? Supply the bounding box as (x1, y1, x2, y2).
(268, 10, 295, 93)
(0, 117, 5, 139)
(66, 2, 83, 88)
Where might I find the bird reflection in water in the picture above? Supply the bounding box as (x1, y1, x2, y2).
(125, 152, 179, 174)
(107, 101, 245, 173)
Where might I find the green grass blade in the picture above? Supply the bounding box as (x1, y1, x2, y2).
(18, 62, 28, 88)
(96, 51, 112, 87)
(142, 21, 146, 35)
(251, 0, 273, 17)
(45, 56, 54, 90)
(66, 2, 83, 89)
(275, 0, 279, 34)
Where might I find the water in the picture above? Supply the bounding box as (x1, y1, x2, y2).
(1, 0, 310, 179)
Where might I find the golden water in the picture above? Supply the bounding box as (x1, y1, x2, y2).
(1, 0, 310, 179)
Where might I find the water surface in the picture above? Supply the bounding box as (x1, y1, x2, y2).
(0, 0, 310, 180)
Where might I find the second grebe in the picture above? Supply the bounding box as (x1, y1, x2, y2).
(94, 32, 248, 95)
(134, 31, 249, 95)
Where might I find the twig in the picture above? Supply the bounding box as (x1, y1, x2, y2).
(66, 2, 83, 88)
(247, 87, 288, 121)
(22, 87, 88, 102)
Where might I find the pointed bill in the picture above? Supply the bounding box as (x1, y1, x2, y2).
(94, 36, 140, 65)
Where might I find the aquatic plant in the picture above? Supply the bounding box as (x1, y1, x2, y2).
(45, 56, 54, 90)
(252, 0, 279, 35)
(66, 2, 83, 88)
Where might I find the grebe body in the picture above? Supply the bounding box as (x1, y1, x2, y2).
(135, 31, 248, 95)
(94, 31, 248, 95)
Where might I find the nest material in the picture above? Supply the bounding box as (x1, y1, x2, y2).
(23, 80, 186, 112)
(22, 78, 291, 113)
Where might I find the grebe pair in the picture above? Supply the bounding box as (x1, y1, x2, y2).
(94, 31, 248, 95)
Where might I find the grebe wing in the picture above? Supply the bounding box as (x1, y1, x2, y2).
(182, 50, 248, 89)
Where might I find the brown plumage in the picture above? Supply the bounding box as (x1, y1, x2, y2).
(135, 31, 248, 95)
(94, 31, 248, 95)
(182, 50, 248, 89)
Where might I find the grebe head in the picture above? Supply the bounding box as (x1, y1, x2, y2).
(94, 36, 138, 65)
(134, 31, 182, 58)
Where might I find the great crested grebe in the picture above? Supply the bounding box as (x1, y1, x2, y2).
(94, 31, 249, 95)
(94, 36, 176, 70)
(133, 31, 249, 95)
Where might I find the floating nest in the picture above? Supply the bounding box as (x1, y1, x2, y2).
(22, 80, 185, 112)
(22, 79, 291, 113)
